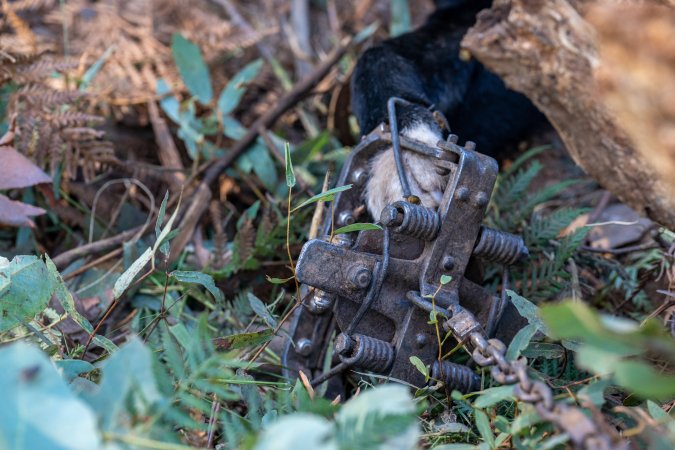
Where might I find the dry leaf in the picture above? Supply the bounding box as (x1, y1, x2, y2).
(0, 146, 52, 190)
(587, 204, 655, 250)
(0, 194, 46, 228)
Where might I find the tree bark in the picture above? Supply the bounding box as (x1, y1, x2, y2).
(461, 0, 675, 229)
(587, 2, 675, 194)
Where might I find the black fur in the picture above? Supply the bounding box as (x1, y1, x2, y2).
(351, 0, 544, 157)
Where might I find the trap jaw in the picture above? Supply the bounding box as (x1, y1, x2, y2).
(282, 125, 528, 393)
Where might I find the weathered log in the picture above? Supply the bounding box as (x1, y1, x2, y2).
(461, 0, 675, 229)
(587, 2, 675, 194)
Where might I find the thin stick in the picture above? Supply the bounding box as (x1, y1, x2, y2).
(308, 167, 332, 239)
(63, 247, 123, 280)
(201, 38, 350, 187)
(52, 225, 143, 269)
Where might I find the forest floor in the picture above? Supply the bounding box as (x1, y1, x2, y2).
(0, 1, 674, 449)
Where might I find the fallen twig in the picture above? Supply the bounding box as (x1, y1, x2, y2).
(52, 225, 143, 269)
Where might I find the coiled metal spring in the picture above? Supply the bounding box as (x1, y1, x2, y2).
(473, 226, 529, 265)
(381, 201, 441, 241)
(336, 333, 395, 374)
(431, 360, 480, 393)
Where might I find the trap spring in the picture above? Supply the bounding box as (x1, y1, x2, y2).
(282, 113, 626, 449)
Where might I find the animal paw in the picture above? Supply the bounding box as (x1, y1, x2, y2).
(365, 122, 448, 218)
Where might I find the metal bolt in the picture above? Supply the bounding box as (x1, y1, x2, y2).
(338, 211, 355, 226)
(443, 256, 455, 271)
(296, 338, 313, 356)
(464, 141, 476, 151)
(415, 333, 428, 349)
(380, 204, 403, 227)
(455, 187, 469, 202)
(351, 168, 368, 186)
(349, 265, 372, 289)
(308, 290, 334, 314)
(335, 333, 353, 356)
(472, 192, 489, 208)
(330, 233, 353, 247)
(447, 134, 459, 144)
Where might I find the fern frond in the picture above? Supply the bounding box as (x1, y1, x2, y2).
(490, 161, 543, 222)
(521, 228, 590, 300)
(525, 207, 590, 249)
(18, 84, 86, 108)
(48, 111, 103, 128)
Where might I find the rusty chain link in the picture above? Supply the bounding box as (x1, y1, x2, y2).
(443, 308, 629, 450)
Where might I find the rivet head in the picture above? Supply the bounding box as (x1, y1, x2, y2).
(415, 333, 428, 349)
(443, 256, 455, 271)
(472, 192, 489, 208)
(338, 211, 355, 226)
(455, 187, 469, 201)
(349, 265, 372, 289)
(296, 338, 313, 356)
(352, 168, 368, 186)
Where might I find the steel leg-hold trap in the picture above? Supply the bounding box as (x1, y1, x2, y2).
(282, 116, 529, 395)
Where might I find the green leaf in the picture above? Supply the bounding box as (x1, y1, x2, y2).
(474, 409, 495, 448)
(538, 433, 570, 450)
(510, 404, 542, 435)
(354, 22, 380, 44)
(284, 142, 296, 188)
(334, 223, 383, 234)
(266, 275, 295, 285)
(473, 385, 515, 409)
(248, 293, 277, 328)
(0, 256, 53, 332)
(613, 360, 675, 399)
(440, 274, 453, 285)
(291, 185, 353, 212)
(55, 360, 95, 382)
(507, 290, 546, 332)
(254, 414, 336, 450)
(80, 45, 115, 90)
(218, 59, 263, 116)
(171, 33, 212, 104)
(112, 247, 153, 299)
(153, 191, 182, 255)
(247, 142, 278, 192)
(84, 338, 161, 431)
(506, 323, 538, 360)
(336, 384, 418, 450)
(155, 190, 170, 257)
(647, 400, 673, 423)
(156, 78, 181, 122)
(390, 0, 411, 37)
(521, 342, 565, 359)
(45, 256, 117, 353)
(541, 302, 640, 356)
(170, 270, 224, 303)
(214, 329, 274, 351)
(409, 356, 429, 381)
(0, 342, 102, 450)
(432, 445, 477, 450)
(577, 378, 611, 406)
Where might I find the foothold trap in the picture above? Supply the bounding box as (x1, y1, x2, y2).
(282, 119, 529, 396)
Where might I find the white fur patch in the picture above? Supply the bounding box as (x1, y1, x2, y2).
(402, 121, 442, 147)
(365, 123, 446, 218)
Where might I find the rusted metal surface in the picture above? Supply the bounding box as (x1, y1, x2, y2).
(282, 123, 528, 389)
